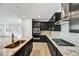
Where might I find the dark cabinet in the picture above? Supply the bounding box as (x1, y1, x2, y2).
(53, 25, 61, 31)
(24, 40, 33, 56)
(55, 49, 62, 56)
(49, 12, 61, 31)
(47, 38, 62, 56)
(47, 39, 56, 56)
(14, 39, 33, 56)
(55, 12, 61, 22)
(49, 12, 61, 23)
(14, 46, 25, 56)
(40, 22, 49, 30)
(49, 24, 61, 31)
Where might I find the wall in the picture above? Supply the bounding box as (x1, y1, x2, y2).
(22, 18, 32, 38)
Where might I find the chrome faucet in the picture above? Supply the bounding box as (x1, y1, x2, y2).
(12, 33, 14, 43)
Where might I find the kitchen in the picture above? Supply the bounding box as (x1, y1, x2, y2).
(0, 3, 79, 56)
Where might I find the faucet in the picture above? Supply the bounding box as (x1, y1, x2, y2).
(12, 33, 14, 43)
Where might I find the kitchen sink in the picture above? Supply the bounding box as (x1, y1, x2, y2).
(52, 39, 75, 46)
(5, 40, 26, 48)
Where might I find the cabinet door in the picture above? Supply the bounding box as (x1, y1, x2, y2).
(55, 12, 61, 22)
(14, 47, 25, 56)
(55, 48, 62, 56)
(24, 40, 33, 56)
(47, 39, 62, 56)
(25, 44, 29, 56)
(54, 25, 61, 31)
(48, 40, 56, 56)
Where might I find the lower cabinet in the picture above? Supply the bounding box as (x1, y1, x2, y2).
(14, 39, 33, 56)
(47, 39, 62, 56)
(55, 49, 62, 56)
(47, 39, 56, 56)
(24, 40, 33, 56)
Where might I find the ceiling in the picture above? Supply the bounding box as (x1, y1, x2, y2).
(0, 3, 61, 21)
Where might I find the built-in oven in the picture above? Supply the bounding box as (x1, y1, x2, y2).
(32, 20, 40, 41)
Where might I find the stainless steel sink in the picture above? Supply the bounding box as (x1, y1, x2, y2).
(5, 40, 26, 48)
(52, 39, 75, 46)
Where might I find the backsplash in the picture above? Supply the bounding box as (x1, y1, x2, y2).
(51, 21, 79, 46)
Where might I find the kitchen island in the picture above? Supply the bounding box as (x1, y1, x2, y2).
(0, 36, 32, 56)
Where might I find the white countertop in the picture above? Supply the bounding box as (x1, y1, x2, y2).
(49, 39, 79, 56)
(0, 37, 32, 56)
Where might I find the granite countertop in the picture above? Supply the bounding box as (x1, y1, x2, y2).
(0, 37, 32, 56)
(48, 36, 79, 56)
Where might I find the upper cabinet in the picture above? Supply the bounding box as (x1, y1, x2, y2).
(49, 12, 61, 31)
(55, 12, 61, 22)
(40, 22, 49, 31)
(49, 12, 61, 23)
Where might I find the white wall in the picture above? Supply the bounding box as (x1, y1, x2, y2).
(22, 18, 32, 38)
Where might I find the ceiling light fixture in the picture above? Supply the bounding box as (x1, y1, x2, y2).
(22, 16, 26, 19)
(38, 15, 41, 18)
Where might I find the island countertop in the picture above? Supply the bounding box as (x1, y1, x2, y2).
(49, 39, 79, 56)
(0, 36, 32, 56)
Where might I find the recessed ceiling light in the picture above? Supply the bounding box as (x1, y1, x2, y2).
(38, 15, 41, 18)
(49, 8, 51, 10)
(22, 16, 26, 18)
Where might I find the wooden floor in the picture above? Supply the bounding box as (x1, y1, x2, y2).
(30, 42, 51, 56)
